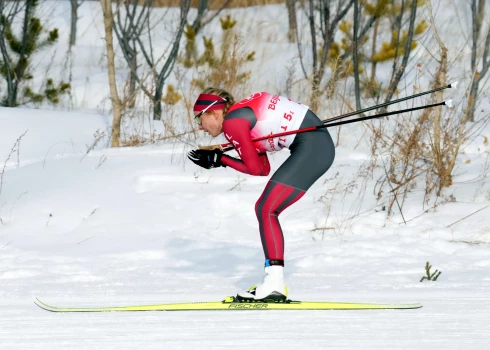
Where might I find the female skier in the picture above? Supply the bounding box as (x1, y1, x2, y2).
(188, 87, 335, 302)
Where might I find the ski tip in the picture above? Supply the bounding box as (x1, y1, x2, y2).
(34, 297, 47, 305)
(34, 297, 59, 311)
(34, 298, 53, 312)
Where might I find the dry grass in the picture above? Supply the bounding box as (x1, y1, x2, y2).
(145, 0, 285, 9)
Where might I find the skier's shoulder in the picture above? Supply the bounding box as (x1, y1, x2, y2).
(229, 92, 271, 111)
(225, 106, 257, 129)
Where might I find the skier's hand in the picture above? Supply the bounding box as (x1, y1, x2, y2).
(187, 149, 225, 169)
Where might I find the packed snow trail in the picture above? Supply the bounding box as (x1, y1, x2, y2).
(1, 293, 489, 349)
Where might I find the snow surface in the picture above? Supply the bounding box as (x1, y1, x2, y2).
(1, 1, 490, 349)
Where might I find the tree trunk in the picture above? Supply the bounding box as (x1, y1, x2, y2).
(0, 0, 16, 106)
(467, 0, 489, 122)
(306, 0, 353, 111)
(128, 43, 137, 109)
(431, 41, 448, 189)
(153, 97, 162, 121)
(367, 17, 379, 97)
(100, 0, 123, 147)
(307, 0, 319, 111)
(310, 70, 321, 112)
(185, 0, 207, 61)
(153, 0, 190, 120)
(191, 0, 208, 33)
(69, 0, 78, 47)
(383, 0, 417, 108)
(468, 0, 479, 122)
(153, 81, 164, 120)
(353, 0, 361, 110)
(286, 0, 297, 43)
(7, 0, 35, 107)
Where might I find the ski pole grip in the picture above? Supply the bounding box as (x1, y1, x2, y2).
(198, 144, 223, 151)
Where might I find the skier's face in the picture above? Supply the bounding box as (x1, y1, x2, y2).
(196, 109, 224, 137)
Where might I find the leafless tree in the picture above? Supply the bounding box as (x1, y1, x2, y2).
(113, 0, 190, 120)
(383, 0, 418, 108)
(113, 0, 147, 109)
(100, 0, 123, 147)
(352, 0, 361, 110)
(285, 0, 297, 43)
(467, 0, 490, 122)
(297, 0, 353, 111)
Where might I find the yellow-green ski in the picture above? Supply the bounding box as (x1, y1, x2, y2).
(34, 296, 422, 312)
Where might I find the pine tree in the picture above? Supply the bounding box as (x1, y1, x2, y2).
(192, 15, 255, 94)
(0, 0, 70, 106)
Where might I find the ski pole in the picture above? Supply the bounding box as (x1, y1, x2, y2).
(323, 100, 451, 128)
(198, 100, 452, 152)
(321, 82, 458, 125)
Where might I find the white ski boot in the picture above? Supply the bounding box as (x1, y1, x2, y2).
(237, 266, 288, 302)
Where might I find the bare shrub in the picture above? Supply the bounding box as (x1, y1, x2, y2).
(0, 131, 28, 225)
(365, 3, 490, 217)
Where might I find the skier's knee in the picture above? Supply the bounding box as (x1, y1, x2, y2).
(255, 197, 280, 219)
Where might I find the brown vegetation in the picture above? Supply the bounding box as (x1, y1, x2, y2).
(148, 0, 285, 8)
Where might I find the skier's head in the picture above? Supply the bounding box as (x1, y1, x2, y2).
(193, 87, 235, 137)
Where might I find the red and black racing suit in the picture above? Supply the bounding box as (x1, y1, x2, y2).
(220, 94, 335, 266)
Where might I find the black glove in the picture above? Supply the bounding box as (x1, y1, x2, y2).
(187, 149, 225, 169)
